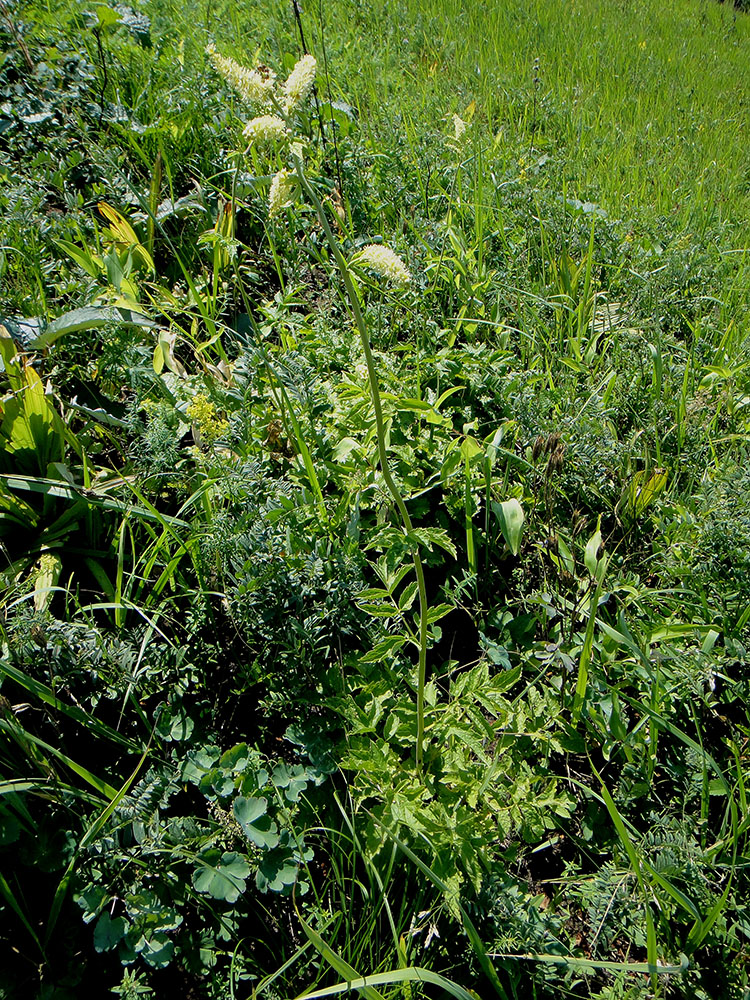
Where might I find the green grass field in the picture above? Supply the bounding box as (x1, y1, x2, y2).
(1, 0, 750, 997)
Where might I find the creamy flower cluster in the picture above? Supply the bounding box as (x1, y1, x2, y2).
(206, 44, 276, 106)
(452, 113, 468, 142)
(243, 115, 288, 143)
(268, 169, 296, 216)
(207, 45, 317, 120)
(352, 245, 411, 287)
(281, 54, 317, 113)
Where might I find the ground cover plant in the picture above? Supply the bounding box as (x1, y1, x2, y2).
(1, 0, 750, 997)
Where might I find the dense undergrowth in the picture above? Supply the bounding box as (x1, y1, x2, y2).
(1, 0, 750, 997)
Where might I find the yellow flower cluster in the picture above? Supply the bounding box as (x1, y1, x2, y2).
(281, 54, 317, 113)
(205, 44, 275, 106)
(243, 115, 288, 144)
(186, 393, 229, 444)
(268, 169, 296, 216)
(352, 244, 411, 287)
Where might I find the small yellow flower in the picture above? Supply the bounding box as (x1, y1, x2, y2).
(282, 54, 317, 112)
(268, 169, 296, 216)
(351, 244, 411, 287)
(187, 393, 229, 444)
(243, 115, 289, 144)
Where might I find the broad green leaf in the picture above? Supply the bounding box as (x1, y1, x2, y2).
(128, 931, 175, 968)
(93, 912, 128, 952)
(2, 365, 64, 474)
(255, 843, 310, 894)
(233, 796, 279, 849)
(460, 435, 483, 461)
(29, 307, 156, 349)
(94, 4, 121, 28)
(156, 704, 194, 743)
(55, 238, 103, 279)
(0, 484, 38, 530)
(492, 498, 524, 556)
(584, 520, 602, 577)
(219, 743, 250, 771)
(556, 536, 575, 576)
(192, 851, 250, 903)
(271, 763, 309, 802)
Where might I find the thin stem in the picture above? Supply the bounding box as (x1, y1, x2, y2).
(293, 158, 429, 773)
(290, 0, 327, 150)
(0, 1, 35, 73)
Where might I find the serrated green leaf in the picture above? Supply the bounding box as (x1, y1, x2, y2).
(398, 580, 419, 611)
(360, 635, 407, 663)
(409, 527, 457, 559)
(425, 603, 453, 624)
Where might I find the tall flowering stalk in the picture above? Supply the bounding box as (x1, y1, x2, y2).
(291, 155, 430, 774)
(208, 46, 431, 770)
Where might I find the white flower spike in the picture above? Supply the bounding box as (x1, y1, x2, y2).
(268, 169, 296, 216)
(206, 45, 276, 106)
(243, 115, 289, 144)
(282, 54, 317, 112)
(352, 245, 411, 287)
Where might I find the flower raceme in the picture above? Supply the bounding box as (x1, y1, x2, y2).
(268, 170, 296, 216)
(205, 44, 275, 106)
(281, 54, 317, 113)
(351, 244, 411, 287)
(243, 115, 288, 144)
(206, 47, 317, 125)
(452, 113, 468, 142)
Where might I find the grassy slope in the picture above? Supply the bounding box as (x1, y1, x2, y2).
(168, 0, 750, 241)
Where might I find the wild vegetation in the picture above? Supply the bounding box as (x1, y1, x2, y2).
(1, 0, 750, 997)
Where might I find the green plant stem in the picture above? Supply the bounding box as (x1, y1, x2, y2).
(293, 159, 429, 774)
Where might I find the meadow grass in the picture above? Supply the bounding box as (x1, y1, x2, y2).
(144, 0, 750, 243)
